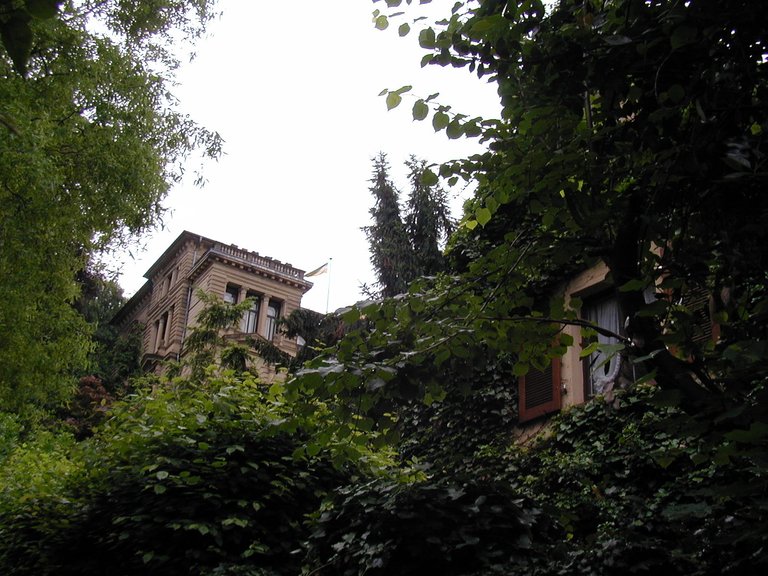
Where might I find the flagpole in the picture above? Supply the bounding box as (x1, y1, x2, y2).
(325, 257, 332, 314)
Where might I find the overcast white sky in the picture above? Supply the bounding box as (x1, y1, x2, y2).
(114, 0, 501, 312)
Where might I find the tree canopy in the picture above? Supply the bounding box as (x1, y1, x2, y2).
(0, 0, 221, 414)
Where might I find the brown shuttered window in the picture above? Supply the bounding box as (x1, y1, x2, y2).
(681, 287, 719, 344)
(518, 359, 562, 423)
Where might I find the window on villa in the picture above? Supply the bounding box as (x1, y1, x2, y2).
(154, 309, 171, 352)
(241, 292, 260, 333)
(165, 307, 174, 342)
(153, 319, 161, 351)
(518, 358, 562, 423)
(265, 301, 281, 341)
(582, 292, 623, 398)
(224, 284, 239, 304)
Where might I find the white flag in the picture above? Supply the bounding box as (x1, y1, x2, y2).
(305, 263, 328, 277)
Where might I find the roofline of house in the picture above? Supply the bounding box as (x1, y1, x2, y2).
(110, 230, 313, 325)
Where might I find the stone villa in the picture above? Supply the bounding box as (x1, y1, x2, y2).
(111, 231, 313, 372)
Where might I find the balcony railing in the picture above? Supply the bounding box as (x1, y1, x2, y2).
(208, 243, 306, 280)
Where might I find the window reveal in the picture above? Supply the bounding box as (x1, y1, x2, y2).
(241, 293, 260, 333)
(582, 293, 623, 398)
(223, 284, 239, 304)
(265, 301, 281, 341)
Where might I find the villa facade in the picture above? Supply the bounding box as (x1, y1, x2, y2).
(112, 231, 313, 373)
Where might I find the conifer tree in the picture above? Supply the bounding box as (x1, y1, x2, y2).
(363, 153, 414, 298)
(364, 154, 455, 298)
(404, 155, 454, 277)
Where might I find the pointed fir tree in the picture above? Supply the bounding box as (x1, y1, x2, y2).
(363, 153, 415, 298)
(404, 156, 455, 276)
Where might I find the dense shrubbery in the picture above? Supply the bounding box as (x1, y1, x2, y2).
(0, 373, 353, 576)
(305, 475, 553, 576)
(397, 346, 518, 475)
(1, 373, 765, 575)
(504, 386, 768, 575)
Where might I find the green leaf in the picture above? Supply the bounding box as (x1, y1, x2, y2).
(412, 99, 429, 121)
(419, 27, 436, 49)
(579, 341, 599, 358)
(662, 502, 710, 520)
(667, 84, 685, 103)
(463, 121, 482, 137)
(374, 15, 389, 30)
(650, 389, 683, 408)
(421, 168, 438, 186)
(398, 22, 410, 37)
(475, 207, 492, 227)
(725, 422, 768, 444)
(603, 35, 632, 45)
(596, 343, 625, 356)
(619, 278, 647, 292)
(386, 92, 402, 110)
(432, 111, 449, 131)
(636, 299, 669, 317)
(512, 363, 528, 377)
(446, 120, 463, 139)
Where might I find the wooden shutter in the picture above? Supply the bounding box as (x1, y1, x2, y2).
(518, 359, 562, 423)
(681, 287, 719, 344)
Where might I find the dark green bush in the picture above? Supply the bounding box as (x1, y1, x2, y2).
(304, 474, 554, 576)
(0, 428, 83, 575)
(0, 373, 348, 576)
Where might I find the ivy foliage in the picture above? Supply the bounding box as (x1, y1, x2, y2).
(504, 385, 768, 575)
(305, 475, 554, 576)
(284, 1, 768, 572)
